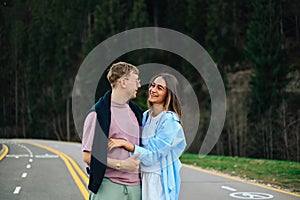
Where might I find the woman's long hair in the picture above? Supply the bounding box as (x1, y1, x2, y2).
(147, 73, 182, 121)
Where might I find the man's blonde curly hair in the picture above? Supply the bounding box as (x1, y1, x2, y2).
(107, 62, 139, 88)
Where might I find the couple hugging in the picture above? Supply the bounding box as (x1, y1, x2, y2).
(82, 62, 186, 200)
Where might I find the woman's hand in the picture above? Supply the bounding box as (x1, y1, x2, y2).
(108, 138, 135, 152)
(108, 138, 126, 151)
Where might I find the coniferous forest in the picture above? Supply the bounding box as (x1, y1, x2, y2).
(1, 0, 300, 161)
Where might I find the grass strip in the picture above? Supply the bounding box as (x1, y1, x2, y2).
(180, 153, 300, 194)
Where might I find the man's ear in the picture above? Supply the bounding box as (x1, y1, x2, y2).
(119, 79, 127, 88)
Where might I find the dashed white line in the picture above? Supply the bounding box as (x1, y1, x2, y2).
(21, 172, 27, 178)
(26, 164, 31, 169)
(13, 186, 21, 194)
(221, 185, 237, 192)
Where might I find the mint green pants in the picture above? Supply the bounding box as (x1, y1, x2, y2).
(89, 178, 141, 200)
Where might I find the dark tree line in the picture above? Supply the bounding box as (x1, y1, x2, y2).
(0, 0, 299, 161)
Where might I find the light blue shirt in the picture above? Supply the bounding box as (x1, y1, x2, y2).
(133, 110, 186, 200)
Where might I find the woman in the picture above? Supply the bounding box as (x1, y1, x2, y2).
(108, 73, 186, 200)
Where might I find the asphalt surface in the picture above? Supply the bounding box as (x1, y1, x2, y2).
(0, 139, 299, 200)
(0, 139, 86, 200)
(180, 165, 299, 200)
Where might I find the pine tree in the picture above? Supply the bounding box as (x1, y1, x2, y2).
(83, 0, 127, 55)
(245, 0, 290, 159)
(128, 0, 149, 29)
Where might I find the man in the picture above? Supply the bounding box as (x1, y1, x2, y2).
(82, 61, 143, 200)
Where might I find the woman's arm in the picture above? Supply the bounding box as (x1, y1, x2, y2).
(108, 113, 186, 167)
(134, 114, 186, 166)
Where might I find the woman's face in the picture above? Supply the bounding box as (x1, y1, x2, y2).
(148, 76, 167, 105)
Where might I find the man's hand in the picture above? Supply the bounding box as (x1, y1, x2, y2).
(82, 151, 91, 166)
(121, 153, 141, 171)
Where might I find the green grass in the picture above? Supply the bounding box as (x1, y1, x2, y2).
(180, 153, 300, 194)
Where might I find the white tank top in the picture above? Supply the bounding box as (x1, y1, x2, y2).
(140, 111, 165, 174)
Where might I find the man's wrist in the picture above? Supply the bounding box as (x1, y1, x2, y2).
(115, 160, 121, 170)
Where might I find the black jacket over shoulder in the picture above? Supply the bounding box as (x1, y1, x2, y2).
(88, 90, 143, 194)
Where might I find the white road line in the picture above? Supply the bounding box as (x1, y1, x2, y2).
(35, 154, 59, 158)
(20, 144, 33, 157)
(6, 154, 29, 158)
(26, 164, 31, 169)
(221, 185, 237, 192)
(21, 172, 27, 178)
(29, 158, 33, 162)
(13, 186, 21, 194)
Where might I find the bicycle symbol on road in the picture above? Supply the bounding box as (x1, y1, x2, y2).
(230, 192, 274, 199)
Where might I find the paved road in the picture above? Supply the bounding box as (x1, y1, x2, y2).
(0, 139, 299, 200)
(0, 139, 88, 200)
(180, 165, 299, 200)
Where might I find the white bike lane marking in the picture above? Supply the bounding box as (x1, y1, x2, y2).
(221, 185, 274, 199)
(229, 192, 274, 199)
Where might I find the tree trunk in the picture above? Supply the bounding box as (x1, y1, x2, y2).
(15, 67, 18, 136)
(296, 15, 299, 44)
(2, 96, 5, 125)
(52, 120, 61, 141)
(66, 98, 70, 141)
(240, 114, 247, 157)
(57, 115, 64, 140)
(228, 124, 232, 156)
(296, 111, 300, 162)
(282, 103, 289, 160)
(21, 86, 26, 138)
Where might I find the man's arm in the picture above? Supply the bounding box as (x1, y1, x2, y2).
(81, 111, 97, 166)
(107, 153, 140, 171)
(82, 150, 140, 171)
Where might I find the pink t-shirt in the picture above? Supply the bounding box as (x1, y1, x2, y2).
(82, 101, 140, 186)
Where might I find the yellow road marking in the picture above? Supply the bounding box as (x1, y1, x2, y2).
(61, 152, 89, 185)
(0, 144, 9, 160)
(24, 141, 89, 200)
(183, 164, 300, 197)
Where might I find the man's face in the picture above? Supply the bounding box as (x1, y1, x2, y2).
(124, 72, 141, 99)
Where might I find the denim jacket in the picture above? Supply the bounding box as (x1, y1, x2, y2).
(133, 110, 186, 200)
